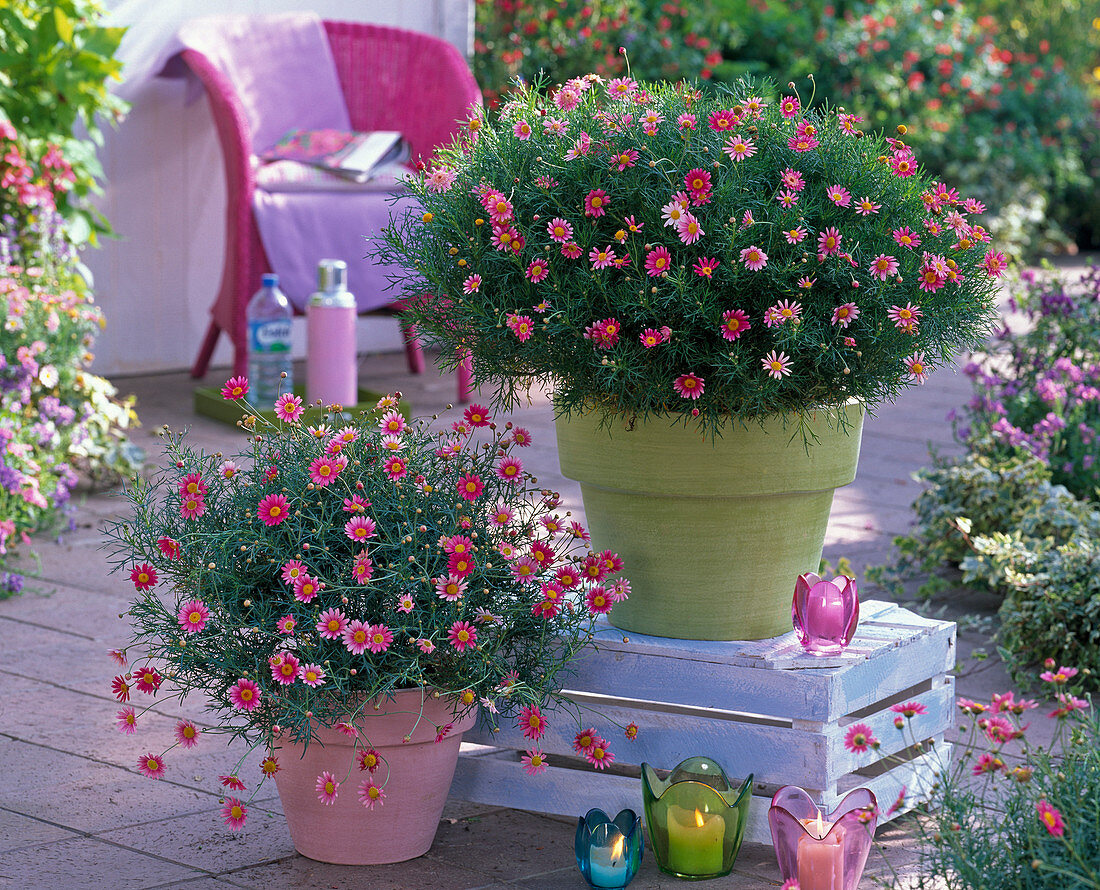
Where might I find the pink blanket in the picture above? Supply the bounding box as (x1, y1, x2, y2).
(167, 13, 413, 310)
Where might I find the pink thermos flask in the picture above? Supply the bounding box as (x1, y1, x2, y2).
(306, 259, 358, 407)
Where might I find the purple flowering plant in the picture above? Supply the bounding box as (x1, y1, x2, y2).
(379, 72, 1001, 433)
(956, 262, 1100, 501)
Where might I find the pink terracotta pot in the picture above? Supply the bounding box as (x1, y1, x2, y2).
(272, 689, 477, 864)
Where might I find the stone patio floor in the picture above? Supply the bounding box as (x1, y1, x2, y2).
(3, 263, 1088, 890)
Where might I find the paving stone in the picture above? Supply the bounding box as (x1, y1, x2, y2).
(223, 852, 512, 889)
(0, 736, 217, 835)
(0, 806, 80, 854)
(96, 799, 295, 873)
(142, 879, 248, 890)
(0, 835, 196, 890)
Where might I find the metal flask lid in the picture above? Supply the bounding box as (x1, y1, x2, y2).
(310, 259, 354, 307)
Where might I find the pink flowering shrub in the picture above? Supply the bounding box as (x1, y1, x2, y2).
(380, 73, 1000, 431)
(104, 392, 628, 827)
(885, 664, 1100, 888)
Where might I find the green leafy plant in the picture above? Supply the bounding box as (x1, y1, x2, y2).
(0, 0, 127, 245)
(103, 392, 630, 825)
(379, 73, 1000, 433)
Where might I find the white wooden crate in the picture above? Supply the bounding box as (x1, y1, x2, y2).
(451, 600, 955, 845)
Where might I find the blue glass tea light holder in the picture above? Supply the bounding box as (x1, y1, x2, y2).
(575, 808, 644, 890)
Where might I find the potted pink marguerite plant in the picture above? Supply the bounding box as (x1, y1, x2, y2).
(104, 387, 629, 864)
(377, 72, 1002, 641)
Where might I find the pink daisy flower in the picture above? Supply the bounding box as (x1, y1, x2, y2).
(904, 352, 929, 384)
(435, 574, 467, 602)
(351, 552, 373, 584)
(293, 574, 320, 603)
(784, 227, 808, 244)
(457, 473, 484, 502)
(379, 410, 406, 435)
(521, 749, 547, 776)
(359, 748, 382, 772)
(869, 254, 900, 281)
(518, 705, 548, 740)
(780, 168, 805, 191)
(134, 667, 162, 694)
(308, 455, 343, 488)
(510, 556, 540, 585)
(673, 373, 705, 400)
(888, 303, 923, 330)
(491, 225, 519, 252)
(464, 403, 491, 427)
(448, 620, 478, 652)
(507, 314, 535, 341)
(661, 194, 689, 227)
(343, 620, 371, 655)
(218, 459, 241, 479)
(220, 376, 249, 401)
(586, 741, 615, 770)
(130, 563, 157, 591)
(511, 426, 532, 447)
(723, 134, 756, 161)
(316, 771, 339, 805)
(112, 675, 131, 703)
(817, 227, 842, 256)
(116, 707, 138, 735)
(358, 778, 386, 810)
(779, 95, 800, 117)
(762, 351, 792, 379)
(831, 303, 860, 327)
(707, 108, 739, 130)
(767, 299, 801, 325)
(272, 392, 304, 422)
(220, 775, 246, 791)
(257, 493, 289, 526)
(788, 134, 819, 151)
(157, 536, 181, 560)
(299, 660, 323, 686)
(1037, 800, 1065, 837)
(854, 196, 881, 216)
(275, 614, 297, 635)
(740, 245, 768, 271)
(684, 168, 712, 201)
(589, 245, 617, 270)
(138, 753, 166, 779)
(177, 599, 209, 634)
(720, 309, 751, 340)
(844, 723, 878, 753)
(889, 150, 917, 177)
(547, 218, 573, 242)
(826, 185, 851, 207)
(584, 189, 609, 218)
(462, 274, 482, 294)
(449, 551, 475, 577)
(639, 328, 664, 348)
(343, 517, 378, 543)
(512, 119, 532, 140)
(525, 259, 549, 283)
(496, 455, 523, 484)
(490, 503, 513, 529)
(425, 167, 457, 193)
(675, 214, 704, 245)
(382, 455, 407, 479)
(486, 194, 513, 224)
(270, 651, 300, 685)
(222, 798, 247, 830)
(366, 624, 393, 653)
(229, 678, 261, 711)
(611, 149, 638, 171)
(644, 246, 672, 277)
(316, 608, 348, 640)
(776, 190, 799, 208)
(281, 559, 307, 584)
(892, 226, 921, 249)
(982, 249, 1008, 278)
(587, 586, 613, 615)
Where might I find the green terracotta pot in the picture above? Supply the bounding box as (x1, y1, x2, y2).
(555, 403, 864, 640)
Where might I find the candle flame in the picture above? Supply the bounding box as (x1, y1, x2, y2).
(815, 811, 825, 838)
(694, 809, 706, 828)
(611, 835, 625, 862)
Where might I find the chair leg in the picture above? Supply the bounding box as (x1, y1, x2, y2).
(457, 349, 472, 404)
(234, 344, 248, 379)
(191, 321, 221, 379)
(400, 322, 426, 375)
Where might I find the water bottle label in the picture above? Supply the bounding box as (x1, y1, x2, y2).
(249, 319, 291, 353)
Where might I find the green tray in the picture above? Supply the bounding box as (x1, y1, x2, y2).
(193, 384, 411, 429)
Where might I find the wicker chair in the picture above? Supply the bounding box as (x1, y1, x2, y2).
(183, 20, 480, 401)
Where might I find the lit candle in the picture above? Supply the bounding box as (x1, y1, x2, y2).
(587, 835, 627, 888)
(797, 812, 844, 890)
(666, 805, 726, 876)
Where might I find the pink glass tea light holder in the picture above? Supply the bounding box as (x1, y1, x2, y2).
(792, 572, 859, 656)
(768, 786, 878, 890)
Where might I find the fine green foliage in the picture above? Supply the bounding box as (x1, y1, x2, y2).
(897, 670, 1100, 889)
(103, 399, 627, 769)
(0, 0, 127, 245)
(378, 74, 999, 432)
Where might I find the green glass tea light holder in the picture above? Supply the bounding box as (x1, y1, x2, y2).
(641, 757, 754, 880)
(575, 808, 644, 889)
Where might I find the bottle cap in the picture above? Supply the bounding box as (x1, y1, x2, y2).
(261, 273, 279, 287)
(317, 259, 348, 293)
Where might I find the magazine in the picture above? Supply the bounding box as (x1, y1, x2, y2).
(261, 129, 410, 182)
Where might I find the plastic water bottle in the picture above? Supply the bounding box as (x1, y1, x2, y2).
(306, 259, 358, 408)
(246, 273, 293, 406)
